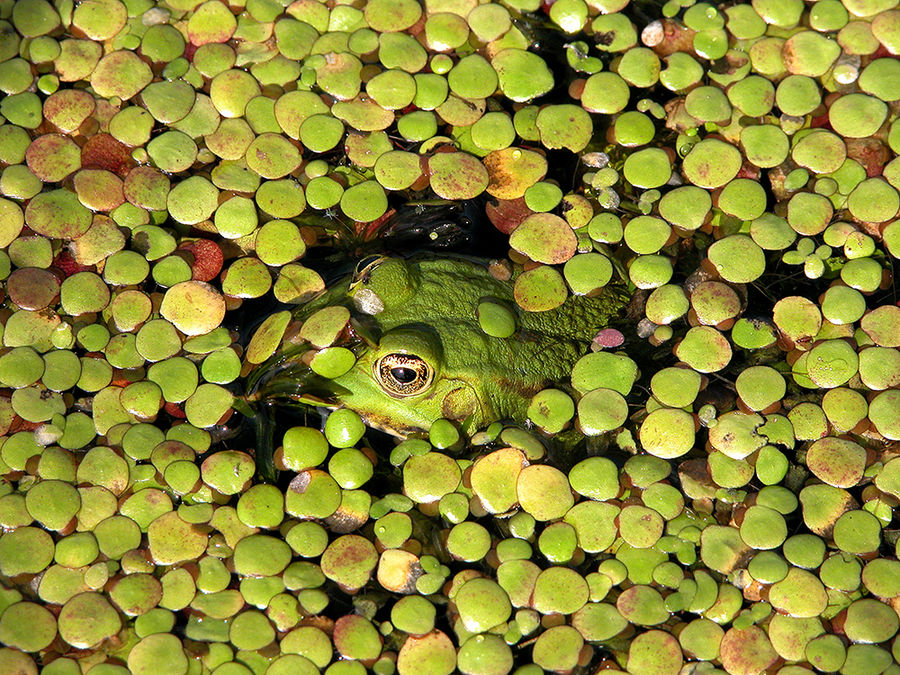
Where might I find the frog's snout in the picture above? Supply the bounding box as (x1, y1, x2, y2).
(244, 353, 347, 409)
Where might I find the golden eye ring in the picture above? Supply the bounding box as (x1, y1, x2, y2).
(374, 353, 433, 397)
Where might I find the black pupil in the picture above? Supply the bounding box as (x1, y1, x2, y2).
(390, 367, 417, 384)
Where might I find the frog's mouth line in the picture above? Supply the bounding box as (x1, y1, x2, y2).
(353, 414, 421, 438)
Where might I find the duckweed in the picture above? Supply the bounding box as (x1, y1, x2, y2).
(1, 0, 899, 672)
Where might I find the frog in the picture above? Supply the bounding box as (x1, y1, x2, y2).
(243, 253, 630, 479)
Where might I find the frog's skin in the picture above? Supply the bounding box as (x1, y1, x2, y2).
(247, 254, 630, 440)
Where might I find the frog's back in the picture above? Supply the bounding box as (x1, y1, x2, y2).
(382, 255, 626, 334)
(379, 256, 629, 392)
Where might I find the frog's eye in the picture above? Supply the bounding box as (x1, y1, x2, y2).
(374, 353, 434, 397)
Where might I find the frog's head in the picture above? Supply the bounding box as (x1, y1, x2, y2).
(244, 256, 503, 438)
(246, 321, 492, 438)
(324, 324, 492, 435)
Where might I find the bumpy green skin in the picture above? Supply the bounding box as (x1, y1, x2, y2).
(256, 254, 629, 436)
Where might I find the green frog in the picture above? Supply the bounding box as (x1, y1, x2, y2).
(243, 254, 630, 479)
